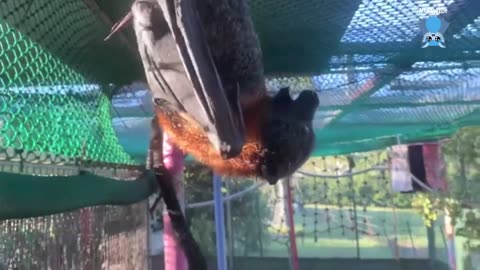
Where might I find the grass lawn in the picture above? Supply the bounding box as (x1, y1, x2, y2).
(241, 205, 448, 259)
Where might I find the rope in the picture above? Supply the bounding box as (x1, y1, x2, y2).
(410, 174, 434, 192)
(187, 181, 267, 209)
(296, 165, 387, 179)
(298, 165, 435, 193)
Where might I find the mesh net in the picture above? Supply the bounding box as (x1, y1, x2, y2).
(0, 0, 139, 165)
(0, 0, 476, 268)
(181, 152, 449, 266)
(0, 161, 149, 270)
(2, 0, 480, 161)
(104, 0, 480, 159)
(0, 204, 148, 270)
(255, 0, 480, 156)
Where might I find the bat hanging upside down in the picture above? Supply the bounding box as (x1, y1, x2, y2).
(107, 0, 319, 185)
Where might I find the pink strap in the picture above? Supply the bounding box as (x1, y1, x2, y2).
(162, 133, 185, 175)
(162, 132, 188, 270)
(163, 214, 188, 270)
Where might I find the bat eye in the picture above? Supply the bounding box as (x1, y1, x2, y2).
(435, 36, 441, 41)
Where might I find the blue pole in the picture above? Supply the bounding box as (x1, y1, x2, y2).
(213, 174, 228, 270)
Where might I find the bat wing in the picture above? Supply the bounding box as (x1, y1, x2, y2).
(131, 0, 245, 159)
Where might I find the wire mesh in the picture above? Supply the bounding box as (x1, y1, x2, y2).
(0, 154, 148, 270)
(0, 204, 148, 270)
(180, 152, 444, 263)
(290, 153, 437, 259)
(1, 0, 480, 161)
(0, 0, 138, 165)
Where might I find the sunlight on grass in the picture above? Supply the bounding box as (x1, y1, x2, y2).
(260, 204, 435, 259)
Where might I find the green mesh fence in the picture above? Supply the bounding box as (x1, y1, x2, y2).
(0, 203, 148, 269)
(108, 0, 480, 159)
(258, 0, 480, 156)
(0, 0, 140, 165)
(2, 0, 480, 162)
(0, 8, 157, 268)
(2, 0, 478, 268)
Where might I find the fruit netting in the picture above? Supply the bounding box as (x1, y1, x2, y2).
(2, 0, 480, 162)
(259, 0, 480, 156)
(0, 0, 479, 268)
(0, 2, 149, 268)
(0, 0, 140, 165)
(180, 152, 448, 263)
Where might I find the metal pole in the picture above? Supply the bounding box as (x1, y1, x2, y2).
(347, 156, 361, 259)
(214, 174, 228, 270)
(225, 179, 235, 270)
(424, 142, 455, 270)
(255, 194, 264, 257)
(444, 213, 456, 270)
(284, 177, 300, 270)
(406, 221, 417, 256)
(427, 225, 437, 270)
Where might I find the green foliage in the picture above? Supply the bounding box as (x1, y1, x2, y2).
(184, 163, 271, 256)
(441, 127, 480, 237)
(456, 210, 480, 239)
(411, 193, 439, 227)
(442, 126, 480, 202)
(406, 126, 480, 242)
(410, 192, 463, 228)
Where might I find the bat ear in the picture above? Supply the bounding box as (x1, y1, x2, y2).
(293, 90, 319, 121)
(273, 87, 293, 103)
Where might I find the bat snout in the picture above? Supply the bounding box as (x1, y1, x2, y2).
(261, 164, 281, 185)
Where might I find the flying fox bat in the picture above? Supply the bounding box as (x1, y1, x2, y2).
(108, 0, 319, 185)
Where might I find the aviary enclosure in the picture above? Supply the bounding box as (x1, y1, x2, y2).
(1, 0, 480, 270)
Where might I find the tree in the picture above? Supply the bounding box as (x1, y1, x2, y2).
(411, 127, 480, 232)
(443, 127, 480, 200)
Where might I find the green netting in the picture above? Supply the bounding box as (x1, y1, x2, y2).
(0, 1, 478, 267)
(0, 170, 156, 219)
(111, 0, 480, 159)
(0, 0, 138, 164)
(2, 0, 480, 162)
(257, 0, 480, 156)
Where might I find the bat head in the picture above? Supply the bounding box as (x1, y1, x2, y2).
(258, 87, 319, 184)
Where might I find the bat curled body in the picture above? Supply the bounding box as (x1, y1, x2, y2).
(126, 0, 319, 184)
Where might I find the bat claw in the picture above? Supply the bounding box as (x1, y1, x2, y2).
(104, 12, 133, 41)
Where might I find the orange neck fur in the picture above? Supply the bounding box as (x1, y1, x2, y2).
(156, 97, 270, 177)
